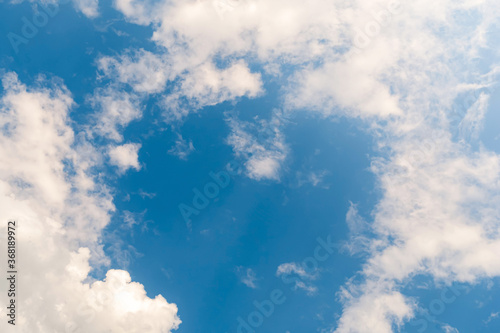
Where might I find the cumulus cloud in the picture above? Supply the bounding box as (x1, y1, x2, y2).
(88, 87, 142, 142)
(330, 5, 500, 332)
(108, 143, 142, 172)
(98, 50, 172, 94)
(442, 324, 460, 333)
(336, 280, 414, 333)
(73, 0, 99, 17)
(162, 60, 263, 122)
(0, 73, 180, 333)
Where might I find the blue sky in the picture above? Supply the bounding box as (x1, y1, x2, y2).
(1, 1, 500, 333)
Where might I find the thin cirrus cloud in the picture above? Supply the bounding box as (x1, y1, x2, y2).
(168, 134, 195, 160)
(276, 262, 318, 295)
(225, 110, 288, 181)
(236, 267, 259, 289)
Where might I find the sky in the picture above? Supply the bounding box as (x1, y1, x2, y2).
(0, 0, 500, 333)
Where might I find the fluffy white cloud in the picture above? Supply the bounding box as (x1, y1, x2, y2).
(98, 50, 172, 94)
(73, 0, 99, 17)
(336, 280, 414, 333)
(114, 0, 156, 25)
(88, 87, 142, 142)
(108, 143, 142, 172)
(0, 73, 180, 333)
(162, 60, 263, 122)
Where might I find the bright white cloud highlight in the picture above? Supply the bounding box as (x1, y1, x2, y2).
(108, 143, 142, 172)
(73, 0, 99, 17)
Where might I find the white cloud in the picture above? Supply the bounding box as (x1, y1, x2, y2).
(329, 5, 500, 331)
(336, 280, 414, 333)
(484, 311, 500, 324)
(0, 73, 180, 333)
(98, 50, 171, 94)
(113, 0, 156, 25)
(105, 0, 500, 331)
(23, 0, 99, 19)
(138, 189, 156, 199)
(343, 203, 372, 256)
(101, 0, 500, 331)
(226, 110, 288, 181)
(293, 281, 318, 295)
(73, 0, 99, 17)
(276, 262, 318, 295)
(442, 324, 460, 333)
(458, 92, 490, 140)
(307, 171, 328, 187)
(287, 60, 402, 118)
(295, 170, 329, 188)
(122, 209, 150, 231)
(168, 134, 195, 160)
(236, 267, 259, 289)
(88, 87, 142, 142)
(97, 0, 500, 326)
(108, 143, 141, 172)
(276, 262, 312, 279)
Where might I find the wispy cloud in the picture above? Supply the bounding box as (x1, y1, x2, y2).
(484, 311, 500, 325)
(168, 134, 195, 160)
(226, 110, 288, 181)
(236, 267, 259, 289)
(276, 262, 318, 295)
(442, 324, 460, 333)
